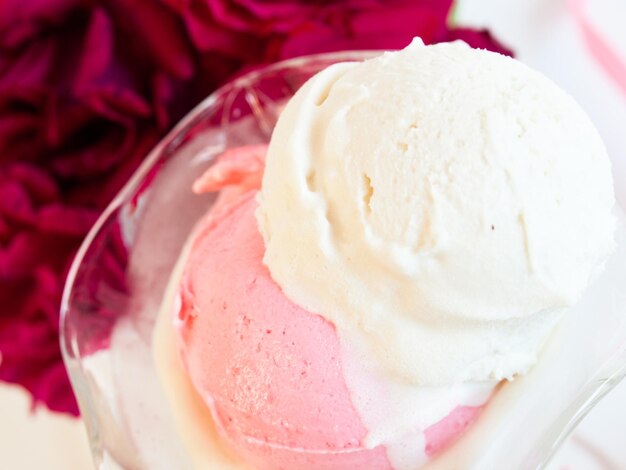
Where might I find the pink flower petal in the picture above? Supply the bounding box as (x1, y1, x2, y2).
(205, 0, 257, 31)
(349, 3, 451, 44)
(0, 40, 55, 93)
(0, 113, 40, 152)
(37, 203, 99, 236)
(0, 216, 10, 240)
(183, 3, 260, 60)
(152, 73, 176, 130)
(82, 85, 152, 119)
(0, 0, 82, 49)
(234, 0, 308, 22)
(43, 96, 93, 148)
(0, 233, 41, 280)
(8, 164, 59, 203)
(73, 8, 115, 94)
(0, 180, 36, 224)
(107, 0, 195, 80)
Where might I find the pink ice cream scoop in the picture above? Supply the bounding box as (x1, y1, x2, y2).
(174, 146, 487, 470)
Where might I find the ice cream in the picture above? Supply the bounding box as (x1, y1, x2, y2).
(167, 38, 615, 469)
(175, 147, 490, 469)
(258, 37, 615, 387)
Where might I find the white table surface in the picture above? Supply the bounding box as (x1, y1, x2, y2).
(1, 0, 625, 468)
(0, 385, 91, 469)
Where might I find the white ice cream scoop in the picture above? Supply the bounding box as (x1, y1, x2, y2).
(258, 38, 616, 386)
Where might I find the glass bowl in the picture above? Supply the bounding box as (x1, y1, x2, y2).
(60, 52, 626, 470)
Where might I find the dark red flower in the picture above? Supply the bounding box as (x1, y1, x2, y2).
(276, 1, 453, 59)
(168, 0, 512, 62)
(0, 0, 511, 416)
(0, 0, 207, 415)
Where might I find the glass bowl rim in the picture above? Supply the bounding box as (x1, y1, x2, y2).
(59, 49, 382, 412)
(58, 48, 626, 470)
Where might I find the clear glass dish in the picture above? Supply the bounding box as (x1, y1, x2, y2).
(60, 52, 626, 470)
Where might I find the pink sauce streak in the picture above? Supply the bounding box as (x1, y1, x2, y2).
(568, 0, 626, 99)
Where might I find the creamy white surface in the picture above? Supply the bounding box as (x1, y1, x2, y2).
(342, 336, 494, 469)
(428, 211, 626, 469)
(257, 38, 616, 387)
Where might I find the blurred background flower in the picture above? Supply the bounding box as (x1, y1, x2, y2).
(0, 0, 510, 416)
